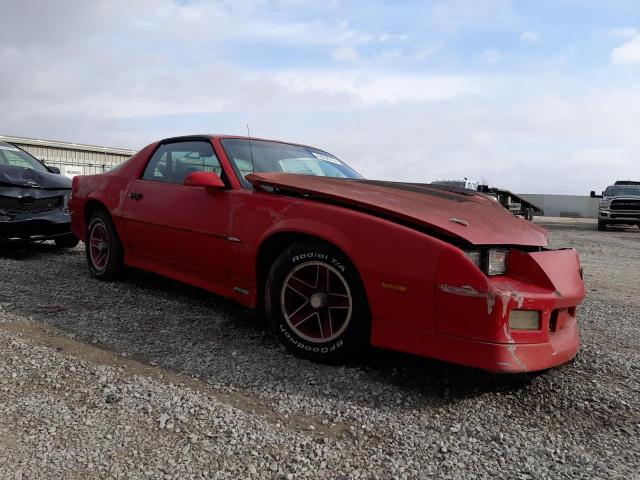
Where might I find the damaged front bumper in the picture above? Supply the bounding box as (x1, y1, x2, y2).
(0, 188, 72, 243)
(371, 247, 585, 373)
(434, 247, 585, 372)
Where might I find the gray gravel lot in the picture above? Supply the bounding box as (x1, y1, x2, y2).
(0, 219, 639, 479)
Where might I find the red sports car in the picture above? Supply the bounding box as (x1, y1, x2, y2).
(69, 135, 585, 372)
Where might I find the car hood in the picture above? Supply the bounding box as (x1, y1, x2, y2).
(246, 173, 548, 247)
(0, 165, 71, 190)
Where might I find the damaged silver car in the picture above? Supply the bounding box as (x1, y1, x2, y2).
(0, 141, 78, 248)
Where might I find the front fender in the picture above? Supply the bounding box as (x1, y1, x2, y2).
(231, 193, 448, 332)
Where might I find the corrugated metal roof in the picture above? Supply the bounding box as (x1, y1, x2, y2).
(0, 135, 137, 156)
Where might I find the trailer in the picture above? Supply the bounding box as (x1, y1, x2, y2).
(478, 185, 544, 221)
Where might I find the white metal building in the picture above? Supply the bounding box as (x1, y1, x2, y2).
(0, 135, 136, 178)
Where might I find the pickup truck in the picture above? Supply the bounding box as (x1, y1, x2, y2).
(591, 181, 640, 231)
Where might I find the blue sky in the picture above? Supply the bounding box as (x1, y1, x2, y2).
(1, 0, 639, 193)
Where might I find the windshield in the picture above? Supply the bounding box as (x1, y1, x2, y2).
(221, 139, 363, 181)
(0, 143, 48, 172)
(604, 186, 640, 197)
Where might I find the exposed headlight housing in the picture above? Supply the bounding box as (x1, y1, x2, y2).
(509, 310, 540, 330)
(487, 249, 508, 276)
(464, 250, 482, 269)
(463, 248, 509, 276)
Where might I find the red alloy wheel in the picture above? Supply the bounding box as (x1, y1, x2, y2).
(89, 221, 110, 272)
(280, 261, 353, 343)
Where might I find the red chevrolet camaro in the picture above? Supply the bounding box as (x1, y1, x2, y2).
(69, 135, 585, 372)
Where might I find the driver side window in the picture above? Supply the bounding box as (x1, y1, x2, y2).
(142, 141, 222, 184)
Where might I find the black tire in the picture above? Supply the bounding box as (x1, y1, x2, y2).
(54, 233, 80, 249)
(265, 242, 370, 363)
(597, 220, 607, 231)
(85, 210, 124, 281)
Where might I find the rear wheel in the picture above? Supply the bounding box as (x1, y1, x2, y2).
(597, 220, 607, 231)
(265, 242, 370, 363)
(86, 210, 123, 281)
(54, 234, 80, 249)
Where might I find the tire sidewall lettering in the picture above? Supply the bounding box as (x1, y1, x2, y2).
(291, 251, 346, 273)
(279, 324, 344, 353)
(267, 242, 368, 361)
(292, 252, 328, 263)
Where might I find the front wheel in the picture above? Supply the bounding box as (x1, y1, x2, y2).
(597, 220, 607, 231)
(265, 242, 370, 363)
(85, 210, 124, 281)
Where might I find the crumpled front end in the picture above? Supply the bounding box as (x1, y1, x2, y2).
(434, 247, 585, 372)
(0, 187, 72, 242)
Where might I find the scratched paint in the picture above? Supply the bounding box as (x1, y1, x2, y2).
(439, 284, 524, 316)
(486, 292, 496, 315)
(506, 344, 527, 371)
(502, 323, 514, 343)
(494, 289, 524, 317)
(438, 284, 482, 297)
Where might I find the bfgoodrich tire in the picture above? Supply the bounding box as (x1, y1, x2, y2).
(265, 242, 370, 363)
(85, 210, 124, 281)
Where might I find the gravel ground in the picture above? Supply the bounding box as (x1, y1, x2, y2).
(0, 219, 638, 479)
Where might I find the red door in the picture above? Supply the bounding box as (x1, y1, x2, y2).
(121, 140, 231, 286)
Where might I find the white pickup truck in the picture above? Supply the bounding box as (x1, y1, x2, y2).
(591, 181, 640, 231)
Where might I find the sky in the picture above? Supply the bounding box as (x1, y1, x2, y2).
(0, 0, 639, 194)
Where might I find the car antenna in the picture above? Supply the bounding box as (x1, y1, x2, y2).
(247, 123, 255, 175)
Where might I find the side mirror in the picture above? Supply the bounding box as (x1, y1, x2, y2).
(589, 190, 595, 198)
(184, 171, 225, 192)
(48, 166, 60, 174)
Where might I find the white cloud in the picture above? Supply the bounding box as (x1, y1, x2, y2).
(271, 70, 490, 105)
(479, 48, 503, 63)
(331, 46, 360, 62)
(378, 33, 410, 43)
(412, 44, 445, 62)
(0, 0, 638, 195)
(520, 31, 538, 43)
(611, 32, 640, 64)
(300, 86, 640, 194)
(376, 48, 404, 62)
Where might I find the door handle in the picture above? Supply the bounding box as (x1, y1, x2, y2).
(129, 192, 143, 201)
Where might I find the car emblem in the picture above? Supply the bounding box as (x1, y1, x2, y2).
(449, 217, 469, 227)
(26, 181, 40, 188)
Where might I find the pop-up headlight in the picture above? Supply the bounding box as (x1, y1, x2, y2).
(487, 249, 508, 276)
(463, 250, 482, 268)
(464, 249, 509, 275)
